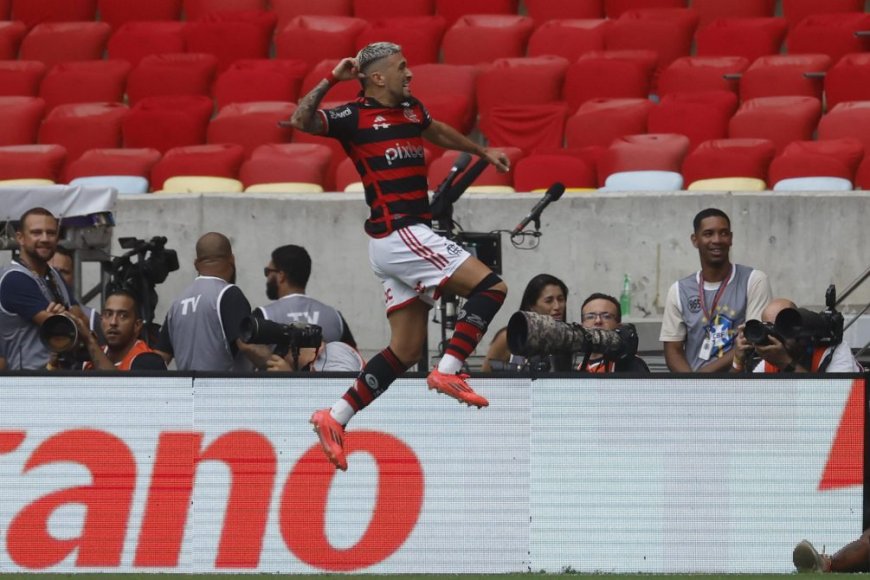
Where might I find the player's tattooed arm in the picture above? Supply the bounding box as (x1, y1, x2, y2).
(287, 80, 330, 134)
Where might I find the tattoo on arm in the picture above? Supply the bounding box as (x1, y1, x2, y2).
(291, 80, 331, 134)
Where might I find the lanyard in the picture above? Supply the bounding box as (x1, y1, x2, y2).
(698, 265, 732, 325)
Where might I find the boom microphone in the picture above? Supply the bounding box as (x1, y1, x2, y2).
(430, 153, 472, 220)
(511, 182, 566, 235)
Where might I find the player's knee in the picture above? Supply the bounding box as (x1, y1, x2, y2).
(471, 272, 506, 297)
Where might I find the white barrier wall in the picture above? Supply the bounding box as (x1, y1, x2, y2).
(0, 375, 864, 573)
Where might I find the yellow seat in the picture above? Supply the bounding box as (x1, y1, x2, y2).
(159, 176, 244, 193)
(530, 187, 595, 193)
(343, 181, 364, 192)
(465, 185, 516, 193)
(0, 178, 55, 187)
(687, 177, 767, 192)
(244, 182, 324, 193)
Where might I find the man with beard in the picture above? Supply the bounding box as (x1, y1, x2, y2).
(0, 207, 87, 369)
(659, 208, 772, 372)
(154, 232, 253, 371)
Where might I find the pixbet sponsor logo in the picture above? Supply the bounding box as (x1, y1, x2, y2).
(385, 142, 425, 166)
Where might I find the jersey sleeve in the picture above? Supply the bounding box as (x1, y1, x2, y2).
(746, 269, 773, 322)
(320, 103, 358, 140)
(219, 285, 252, 351)
(155, 314, 173, 355)
(417, 100, 433, 130)
(0, 271, 50, 320)
(658, 282, 687, 342)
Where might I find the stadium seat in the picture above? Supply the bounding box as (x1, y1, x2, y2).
(478, 103, 571, 154)
(97, 0, 183, 29)
(270, 0, 353, 33)
(786, 13, 870, 62)
(239, 143, 333, 189)
(213, 59, 307, 110)
(772, 176, 853, 191)
(107, 22, 187, 68)
(0, 21, 27, 60)
(680, 137, 776, 185)
(728, 96, 822, 153)
(182, 0, 266, 21)
(524, 0, 604, 21)
(19, 22, 112, 69)
(526, 19, 608, 61)
(275, 16, 366, 71)
(428, 147, 523, 190)
(441, 15, 534, 65)
(604, 8, 699, 78)
(0, 96, 46, 146)
(0, 178, 55, 187)
(410, 63, 478, 133)
(603, 0, 685, 19)
(476, 56, 569, 116)
(691, 0, 775, 27)
(768, 138, 864, 185)
(354, 16, 446, 65)
(291, 127, 347, 191)
(657, 56, 749, 98)
(150, 143, 245, 191)
(565, 98, 654, 149)
(159, 175, 244, 193)
(11, 0, 96, 29)
(69, 175, 150, 194)
(122, 95, 214, 153)
(782, 0, 864, 29)
(38, 102, 130, 172)
(597, 133, 690, 185)
(126, 53, 219, 105)
(65, 148, 162, 181)
(0, 144, 66, 181)
(244, 182, 325, 192)
(647, 91, 738, 151)
(353, 0, 433, 19)
(207, 101, 296, 158)
(435, 0, 519, 27)
(0, 61, 47, 97)
(512, 153, 596, 191)
(695, 17, 788, 62)
(686, 177, 767, 191)
(0, 0, 9, 19)
(738, 53, 831, 101)
(599, 169, 683, 191)
(818, 101, 870, 154)
(824, 53, 870, 111)
(184, 11, 277, 72)
(333, 156, 362, 192)
(854, 156, 870, 189)
(39, 60, 131, 112)
(562, 50, 657, 110)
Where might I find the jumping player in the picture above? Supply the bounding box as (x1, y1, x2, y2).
(287, 42, 510, 471)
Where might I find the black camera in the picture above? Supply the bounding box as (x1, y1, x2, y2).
(506, 310, 638, 362)
(240, 316, 323, 358)
(106, 236, 179, 326)
(774, 285, 844, 347)
(39, 313, 90, 368)
(743, 320, 782, 346)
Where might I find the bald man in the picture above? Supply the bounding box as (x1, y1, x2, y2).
(154, 232, 253, 371)
(733, 297, 861, 373)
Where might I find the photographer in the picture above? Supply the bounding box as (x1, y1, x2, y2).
(733, 298, 861, 373)
(265, 341, 364, 373)
(577, 293, 650, 373)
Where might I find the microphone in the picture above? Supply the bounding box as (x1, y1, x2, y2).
(432, 153, 472, 199)
(511, 182, 566, 236)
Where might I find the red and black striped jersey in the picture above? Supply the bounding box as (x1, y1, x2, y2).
(317, 96, 432, 238)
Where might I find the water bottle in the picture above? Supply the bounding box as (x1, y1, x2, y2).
(620, 273, 632, 317)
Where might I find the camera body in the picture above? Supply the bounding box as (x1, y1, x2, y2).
(776, 285, 844, 347)
(106, 236, 179, 323)
(240, 316, 323, 358)
(506, 310, 639, 362)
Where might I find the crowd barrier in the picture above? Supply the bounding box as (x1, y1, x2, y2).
(0, 373, 865, 574)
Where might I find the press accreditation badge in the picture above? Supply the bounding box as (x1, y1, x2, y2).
(698, 337, 713, 361)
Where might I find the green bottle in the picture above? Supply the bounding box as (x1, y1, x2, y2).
(620, 273, 632, 317)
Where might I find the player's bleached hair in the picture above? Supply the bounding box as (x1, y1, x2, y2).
(356, 41, 402, 73)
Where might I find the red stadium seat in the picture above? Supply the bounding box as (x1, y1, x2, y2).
(98, 0, 182, 29)
(38, 103, 129, 175)
(565, 97, 654, 148)
(728, 96, 821, 153)
(354, 17, 446, 65)
(478, 103, 571, 154)
(182, 0, 266, 21)
(239, 142, 333, 188)
(107, 22, 187, 68)
(691, 0, 775, 27)
(524, 0, 604, 22)
(428, 147, 523, 189)
(603, 0, 685, 19)
(353, 0, 433, 19)
(854, 156, 870, 189)
(768, 138, 864, 185)
(0, 0, 8, 19)
(657, 56, 749, 98)
(825, 53, 870, 111)
(526, 19, 609, 61)
(476, 56, 569, 116)
(513, 153, 596, 191)
(275, 16, 367, 71)
(39, 60, 130, 112)
(695, 17, 787, 62)
(270, 0, 353, 31)
(334, 156, 361, 191)
(126, 53, 219, 105)
(300, 60, 363, 104)
(207, 101, 296, 158)
(184, 11, 277, 72)
(435, 0, 518, 27)
(0, 21, 27, 60)
(604, 8, 699, 81)
(597, 133, 690, 185)
(291, 125, 347, 191)
(441, 15, 534, 65)
(681, 137, 776, 185)
(122, 95, 214, 153)
(0, 61, 47, 97)
(786, 13, 870, 62)
(0, 144, 66, 180)
(11, 0, 96, 29)
(410, 63, 478, 134)
(818, 101, 870, 154)
(0, 97, 46, 146)
(66, 148, 162, 180)
(782, 0, 864, 29)
(647, 91, 738, 151)
(214, 59, 307, 109)
(739, 53, 831, 101)
(19, 22, 112, 69)
(563, 51, 657, 111)
(150, 143, 246, 190)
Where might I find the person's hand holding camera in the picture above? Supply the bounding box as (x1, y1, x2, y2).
(266, 354, 292, 372)
(732, 324, 753, 372)
(754, 334, 801, 371)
